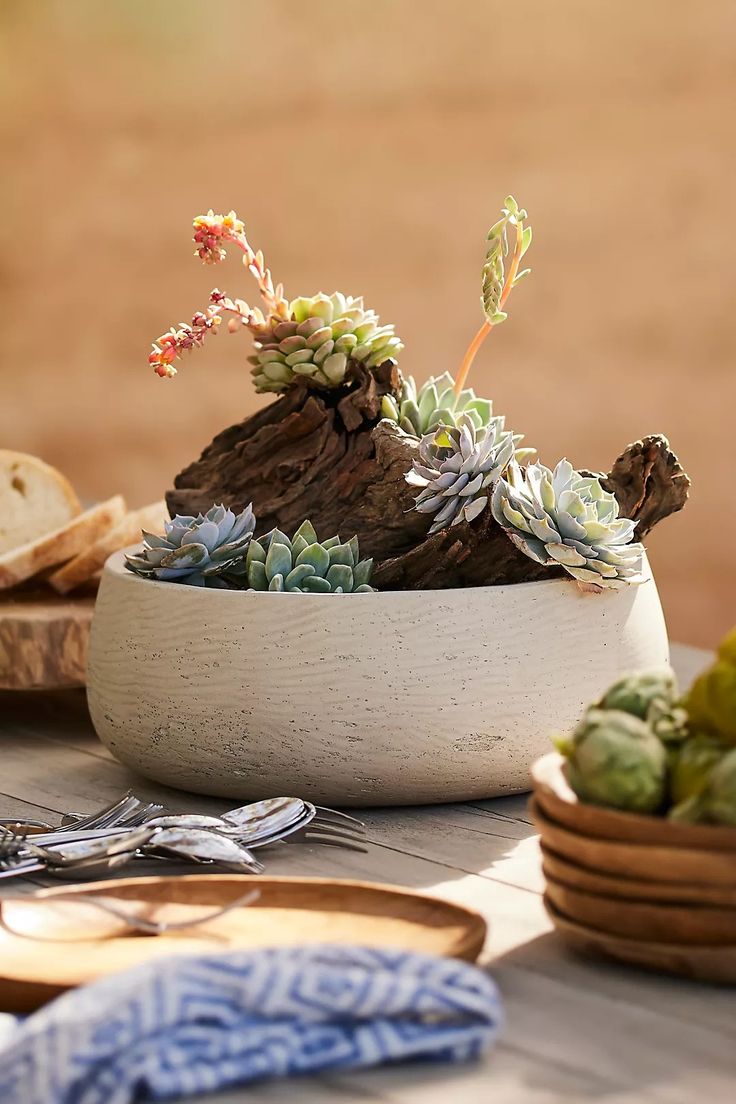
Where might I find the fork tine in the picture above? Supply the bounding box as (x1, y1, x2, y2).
(313, 806, 365, 828)
(306, 822, 367, 844)
(301, 834, 368, 853)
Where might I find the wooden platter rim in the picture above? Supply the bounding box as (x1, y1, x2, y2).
(0, 874, 487, 1012)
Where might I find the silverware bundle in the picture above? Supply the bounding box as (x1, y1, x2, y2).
(0, 794, 366, 881)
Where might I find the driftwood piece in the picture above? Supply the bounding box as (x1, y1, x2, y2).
(598, 434, 691, 539)
(374, 434, 691, 591)
(170, 366, 691, 591)
(168, 364, 428, 560)
(372, 509, 558, 590)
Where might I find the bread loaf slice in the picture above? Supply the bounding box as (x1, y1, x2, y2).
(0, 450, 81, 556)
(0, 495, 127, 590)
(49, 501, 169, 594)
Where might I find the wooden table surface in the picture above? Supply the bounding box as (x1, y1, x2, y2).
(1, 643, 732, 1103)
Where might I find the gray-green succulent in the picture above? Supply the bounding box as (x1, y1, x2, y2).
(125, 503, 255, 588)
(406, 413, 523, 534)
(380, 372, 495, 437)
(491, 459, 644, 590)
(246, 520, 375, 592)
(556, 708, 667, 814)
(249, 293, 402, 393)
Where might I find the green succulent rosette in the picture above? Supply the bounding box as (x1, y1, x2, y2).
(246, 520, 375, 593)
(249, 293, 402, 393)
(381, 372, 495, 438)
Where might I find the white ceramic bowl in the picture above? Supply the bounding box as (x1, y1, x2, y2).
(87, 551, 669, 806)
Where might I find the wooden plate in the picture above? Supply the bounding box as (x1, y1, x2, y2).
(545, 876, 736, 945)
(0, 589, 95, 690)
(0, 875, 487, 1012)
(541, 843, 736, 907)
(544, 896, 736, 984)
(530, 798, 736, 887)
(532, 752, 736, 851)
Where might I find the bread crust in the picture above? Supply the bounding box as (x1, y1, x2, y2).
(49, 502, 168, 594)
(0, 450, 81, 556)
(0, 496, 127, 589)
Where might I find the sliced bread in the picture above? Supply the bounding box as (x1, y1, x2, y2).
(49, 501, 169, 594)
(0, 450, 81, 556)
(0, 495, 128, 590)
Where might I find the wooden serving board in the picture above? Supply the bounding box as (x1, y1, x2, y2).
(0, 874, 487, 1012)
(0, 588, 95, 690)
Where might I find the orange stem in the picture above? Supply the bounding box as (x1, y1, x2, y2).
(453, 221, 525, 395)
(454, 320, 492, 395)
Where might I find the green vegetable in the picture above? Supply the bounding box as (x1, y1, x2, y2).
(556, 708, 667, 814)
(670, 747, 736, 825)
(670, 733, 731, 806)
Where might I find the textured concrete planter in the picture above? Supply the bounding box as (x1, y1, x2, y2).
(87, 550, 670, 806)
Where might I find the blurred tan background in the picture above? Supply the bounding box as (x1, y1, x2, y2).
(0, 0, 734, 646)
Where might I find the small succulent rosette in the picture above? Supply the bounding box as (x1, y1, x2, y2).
(250, 293, 402, 393)
(246, 520, 375, 593)
(406, 413, 525, 534)
(492, 459, 644, 590)
(381, 372, 494, 438)
(125, 504, 255, 588)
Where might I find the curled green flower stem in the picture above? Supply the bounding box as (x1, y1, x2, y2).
(453, 211, 526, 397)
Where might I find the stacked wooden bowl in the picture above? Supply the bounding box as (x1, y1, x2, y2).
(531, 752, 736, 983)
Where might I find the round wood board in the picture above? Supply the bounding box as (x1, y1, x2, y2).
(0, 588, 95, 690)
(0, 874, 487, 1012)
(544, 896, 736, 984)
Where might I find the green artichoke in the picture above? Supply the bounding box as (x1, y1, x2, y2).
(670, 747, 736, 825)
(491, 459, 644, 590)
(685, 628, 736, 743)
(406, 413, 521, 534)
(380, 372, 495, 437)
(249, 293, 402, 393)
(125, 503, 255, 588)
(598, 669, 677, 719)
(556, 708, 667, 813)
(246, 520, 375, 593)
(670, 733, 731, 807)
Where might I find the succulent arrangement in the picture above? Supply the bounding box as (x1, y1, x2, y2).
(145, 194, 689, 599)
(126, 511, 375, 594)
(555, 630, 736, 826)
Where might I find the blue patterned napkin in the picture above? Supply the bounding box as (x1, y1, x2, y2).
(0, 945, 502, 1103)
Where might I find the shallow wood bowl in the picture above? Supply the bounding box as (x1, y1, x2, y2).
(532, 752, 736, 851)
(545, 876, 736, 946)
(541, 843, 736, 908)
(530, 798, 736, 888)
(0, 874, 487, 1012)
(544, 897, 736, 984)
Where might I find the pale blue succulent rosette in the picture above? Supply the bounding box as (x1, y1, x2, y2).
(125, 503, 256, 588)
(0, 946, 503, 1104)
(492, 459, 645, 589)
(406, 413, 529, 535)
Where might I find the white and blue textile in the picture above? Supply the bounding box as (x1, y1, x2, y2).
(0, 945, 503, 1103)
